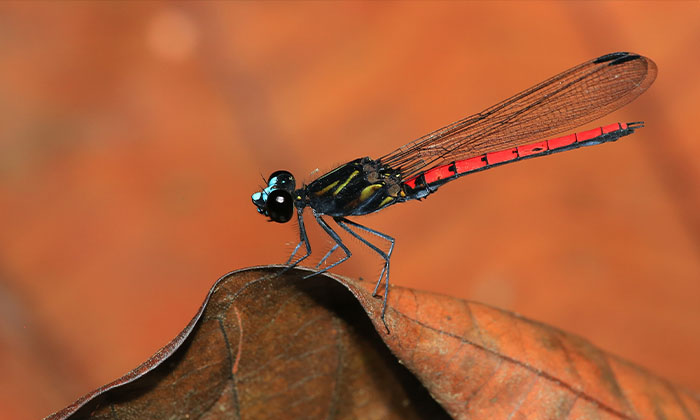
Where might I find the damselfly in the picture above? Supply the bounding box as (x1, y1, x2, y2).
(251, 52, 656, 331)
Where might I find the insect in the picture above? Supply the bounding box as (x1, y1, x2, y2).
(251, 52, 656, 331)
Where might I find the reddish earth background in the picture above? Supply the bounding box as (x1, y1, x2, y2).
(0, 2, 698, 419)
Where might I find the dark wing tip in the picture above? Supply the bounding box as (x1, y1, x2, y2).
(609, 53, 642, 66)
(594, 51, 646, 66)
(594, 52, 631, 63)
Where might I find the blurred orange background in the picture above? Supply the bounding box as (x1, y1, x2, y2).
(1, 2, 698, 419)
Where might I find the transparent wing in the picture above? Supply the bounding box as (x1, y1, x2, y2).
(379, 52, 656, 179)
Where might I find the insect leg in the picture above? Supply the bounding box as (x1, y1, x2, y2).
(316, 243, 340, 269)
(285, 207, 311, 268)
(334, 217, 394, 332)
(302, 209, 352, 279)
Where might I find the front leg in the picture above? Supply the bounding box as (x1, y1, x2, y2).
(285, 207, 311, 269)
(302, 209, 352, 279)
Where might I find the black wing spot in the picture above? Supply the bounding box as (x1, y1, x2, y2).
(609, 54, 641, 66)
(594, 52, 630, 63)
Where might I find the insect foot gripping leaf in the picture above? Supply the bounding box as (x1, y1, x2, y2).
(46, 267, 699, 420)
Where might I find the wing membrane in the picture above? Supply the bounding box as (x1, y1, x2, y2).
(379, 52, 656, 178)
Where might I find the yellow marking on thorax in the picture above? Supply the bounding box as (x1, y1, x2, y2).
(360, 184, 383, 202)
(333, 170, 359, 195)
(379, 196, 394, 208)
(314, 180, 339, 196)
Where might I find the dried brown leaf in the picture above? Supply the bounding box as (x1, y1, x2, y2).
(46, 267, 700, 420)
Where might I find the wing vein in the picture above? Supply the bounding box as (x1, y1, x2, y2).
(378, 52, 657, 179)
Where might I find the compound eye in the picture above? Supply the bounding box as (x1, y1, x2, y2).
(267, 170, 296, 192)
(266, 190, 294, 223)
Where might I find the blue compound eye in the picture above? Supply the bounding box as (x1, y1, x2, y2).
(267, 170, 296, 192)
(252, 170, 296, 218)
